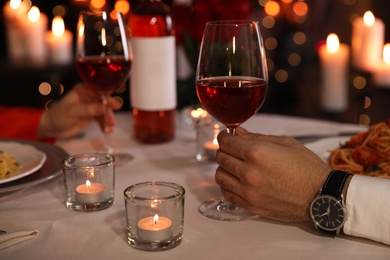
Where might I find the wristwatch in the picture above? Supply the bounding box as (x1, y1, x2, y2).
(309, 170, 351, 235)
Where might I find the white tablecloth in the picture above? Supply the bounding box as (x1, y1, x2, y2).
(1, 112, 388, 259)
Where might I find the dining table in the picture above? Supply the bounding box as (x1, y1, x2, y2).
(0, 111, 389, 259)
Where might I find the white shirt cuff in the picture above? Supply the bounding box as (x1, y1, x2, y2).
(343, 174, 390, 245)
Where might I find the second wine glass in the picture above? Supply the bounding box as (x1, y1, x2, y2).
(76, 11, 133, 164)
(196, 20, 268, 221)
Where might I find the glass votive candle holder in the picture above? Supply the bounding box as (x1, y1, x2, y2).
(124, 181, 185, 251)
(196, 118, 223, 162)
(180, 105, 208, 129)
(62, 153, 115, 212)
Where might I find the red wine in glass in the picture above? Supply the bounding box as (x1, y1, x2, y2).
(76, 56, 131, 95)
(196, 76, 267, 129)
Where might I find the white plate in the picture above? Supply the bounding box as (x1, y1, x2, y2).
(0, 141, 47, 184)
(304, 136, 351, 162)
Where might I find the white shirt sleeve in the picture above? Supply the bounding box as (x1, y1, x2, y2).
(343, 174, 390, 245)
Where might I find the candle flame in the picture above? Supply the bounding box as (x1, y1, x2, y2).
(52, 16, 65, 37)
(384, 44, 390, 64)
(28, 6, 40, 22)
(363, 11, 375, 27)
(101, 28, 107, 46)
(191, 108, 208, 119)
(78, 23, 85, 38)
(86, 180, 91, 190)
(153, 214, 159, 224)
(326, 33, 339, 54)
(213, 137, 219, 146)
(10, 0, 21, 9)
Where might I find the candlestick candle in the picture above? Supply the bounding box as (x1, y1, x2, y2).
(373, 43, 390, 88)
(76, 180, 107, 203)
(137, 214, 173, 241)
(2, 0, 29, 62)
(352, 11, 384, 72)
(46, 16, 73, 65)
(25, 6, 48, 63)
(318, 33, 350, 112)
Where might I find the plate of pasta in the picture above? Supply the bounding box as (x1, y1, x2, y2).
(0, 141, 47, 184)
(306, 120, 390, 179)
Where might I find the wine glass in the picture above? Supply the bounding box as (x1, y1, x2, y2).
(195, 20, 268, 221)
(76, 11, 133, 164)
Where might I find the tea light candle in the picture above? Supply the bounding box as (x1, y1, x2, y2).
(352, 11, 384, 72)
(203, 138, 219, 160)
(191, 108, 208, 119)
(46, 16, 73, 65)
(373, 44, 390, 88)
(25, 6, 48, 63)
(203, 137, 219, 152)
(318, 33, 350, 112)
(76, 180, 107, 203)
(137, 214, 172, 241)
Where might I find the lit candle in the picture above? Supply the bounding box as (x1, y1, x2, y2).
(318, 33, 350, 112)
(46, 16, 73, 65)
(351, 11, 384, 72)
(372, 43, 390, 88)
(76, 180, 107, 203)
(203, 123, 220, 159)
(191, 107, 208, 119)
(190, 107, 208, 128)
(2, 0, 27, 23)
(2, 0, 29, 62)
(203, 137, 219, 152)
(25, 6, 48, 63)
(137, 214, 172, 241)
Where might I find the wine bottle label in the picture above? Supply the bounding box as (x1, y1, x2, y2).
(130, 36, 177, 110)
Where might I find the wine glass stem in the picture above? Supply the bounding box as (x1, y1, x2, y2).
(226, 127, 236, 135)
(100, 95, 114, 154)
(221, 127, 236, 204)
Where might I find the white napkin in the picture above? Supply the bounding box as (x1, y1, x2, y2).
(0, 219, 38, 250)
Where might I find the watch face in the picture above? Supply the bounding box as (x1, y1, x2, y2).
(310, 195, 346, 231)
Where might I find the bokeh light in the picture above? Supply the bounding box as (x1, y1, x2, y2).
(53, 5, 67, 17)
(262, 16, 275, 29)
(275, 69, 288, 83)
(293, 32, 306, 45)
(38, 82, 52, 96)
(265, 37, 278, 50)
(364, 96, 371, 109)
(352, 75, 367, 90)
(264, 1, 280, 17)
(359, 114, 370, 126)
(288, 53, 301, 66)
(90, 0, 106, 12)
(293, 1, 308, 17)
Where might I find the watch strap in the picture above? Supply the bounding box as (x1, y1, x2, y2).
(321, 170, 351, 199)
(315, 170, 351, 235)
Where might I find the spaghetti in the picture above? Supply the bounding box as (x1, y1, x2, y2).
(328, 120, 390, 178)
(0, 151, 21, 179)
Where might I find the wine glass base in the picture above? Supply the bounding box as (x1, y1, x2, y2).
(198, 197, 258, 221)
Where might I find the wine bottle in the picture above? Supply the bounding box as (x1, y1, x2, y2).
(129, 0, 176, 143)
